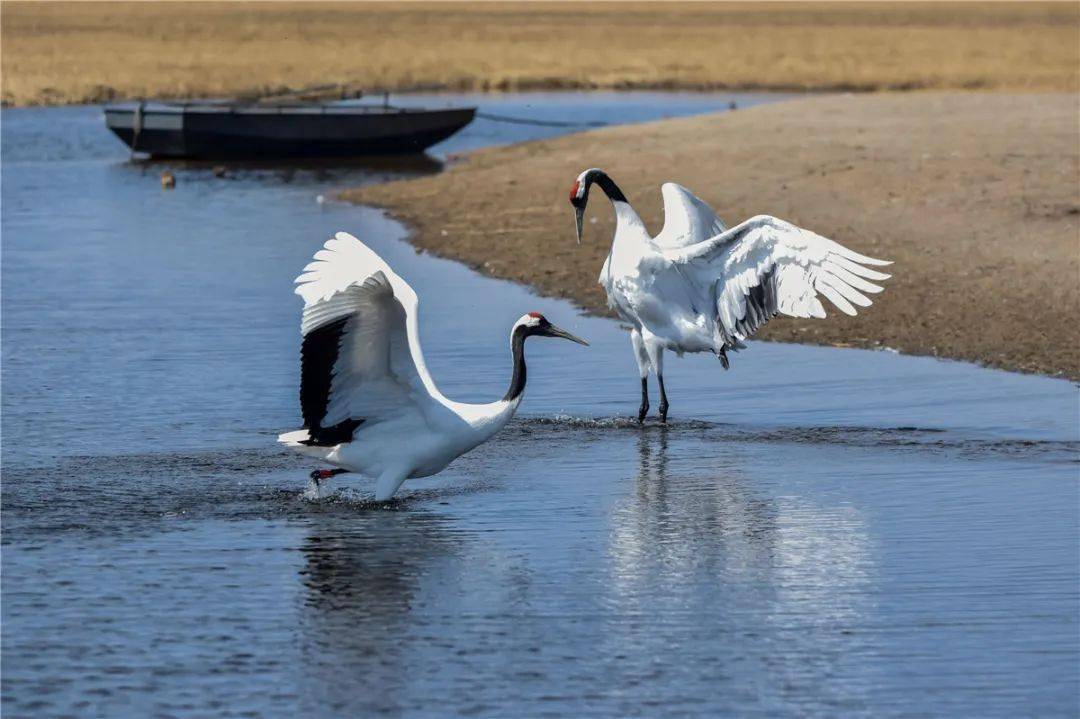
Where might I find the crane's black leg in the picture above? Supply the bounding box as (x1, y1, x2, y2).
(637, 377, 650, 424)
(658, 375, 670, 424)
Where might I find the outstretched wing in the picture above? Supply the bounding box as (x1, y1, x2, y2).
(651, 183, 728, 249)
(294, 232, 444, 444)
(661, 215, 891, 348)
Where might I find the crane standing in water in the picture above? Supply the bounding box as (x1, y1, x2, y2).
(279, 232, 588, 501)
(569, 168, 891, 424)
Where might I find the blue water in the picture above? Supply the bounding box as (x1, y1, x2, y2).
(2, 94, 1078, 718)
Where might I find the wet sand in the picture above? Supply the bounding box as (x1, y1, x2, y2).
(344, 92, 1080, 379)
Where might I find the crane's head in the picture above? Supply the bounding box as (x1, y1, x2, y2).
(569, 168, 604, 244)
(515, 312, 588, 345)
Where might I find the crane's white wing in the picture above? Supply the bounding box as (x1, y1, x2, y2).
(294, 232, 444, 440)
(651, 183, 728, 249)
(659, 215, 891, 347)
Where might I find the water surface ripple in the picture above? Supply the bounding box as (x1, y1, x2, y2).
(3, 95, 1078, 718)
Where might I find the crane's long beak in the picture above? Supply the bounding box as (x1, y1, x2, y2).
(547, 324, 589, 346)
(574, 205, 584, 245)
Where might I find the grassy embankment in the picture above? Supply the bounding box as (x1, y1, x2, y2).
(2, 2, 1078, 106)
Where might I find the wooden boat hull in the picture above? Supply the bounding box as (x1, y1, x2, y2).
(104, 104, 475, 159)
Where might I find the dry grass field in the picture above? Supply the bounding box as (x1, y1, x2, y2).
(2, 2, 1078, 106)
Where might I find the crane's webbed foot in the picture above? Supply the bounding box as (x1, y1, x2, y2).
(657, 375, 669, 424)
(306, 468, 346, 500)
(310, 468, 346, 481)
(637, 377, 649, 425)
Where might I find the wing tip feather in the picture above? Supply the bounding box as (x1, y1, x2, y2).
(840, 246, 892, 266)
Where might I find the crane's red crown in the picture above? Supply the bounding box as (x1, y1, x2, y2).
(527, 311, 544, 319)
(569, 180, 582, 201)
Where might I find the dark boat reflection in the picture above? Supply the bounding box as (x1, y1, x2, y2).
(129, 153, 444, 174)
(124, 153, 444, 188)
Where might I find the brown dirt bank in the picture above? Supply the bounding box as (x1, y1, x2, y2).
(3, 2, 1078, 106)
(343, 93, 1080, 380)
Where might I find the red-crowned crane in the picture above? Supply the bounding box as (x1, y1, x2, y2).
(569, 168, 891, 424)
(279, 232, 588, 501)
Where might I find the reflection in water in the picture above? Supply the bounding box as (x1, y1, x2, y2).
(3, 100, 1076, 716)
(604, 431, 876, 710)
(607, 429, 778, 597)
(127, 153, 444, 187)
(294, 510, 469, 716)
(761, 494, 876, 711)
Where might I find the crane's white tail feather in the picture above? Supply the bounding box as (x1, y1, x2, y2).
(278, 429, 338, 461)
(278, 429, 311, 445)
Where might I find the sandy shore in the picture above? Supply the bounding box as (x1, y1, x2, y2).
(344, 93, 1080, 380)
(3, 2, 1077, 106)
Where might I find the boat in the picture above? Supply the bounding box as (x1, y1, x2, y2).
(103, 100, 476, 159)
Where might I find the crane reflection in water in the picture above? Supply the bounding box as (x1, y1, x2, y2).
(290, 421, 878, 713)
(294, 508, 472, 715)
(603, 428, 877, 709)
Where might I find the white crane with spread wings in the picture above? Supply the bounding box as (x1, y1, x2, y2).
(569, 168, 891, 423)
(279, 232, 587, 501)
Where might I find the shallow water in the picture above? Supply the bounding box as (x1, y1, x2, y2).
(3, 94, 1078, 718)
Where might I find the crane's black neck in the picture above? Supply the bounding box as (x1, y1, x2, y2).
(584, 170, 628, 204)
(503, 326, 529, 402)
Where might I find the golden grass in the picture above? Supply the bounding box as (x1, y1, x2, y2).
(2, 2, 1078, 106)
